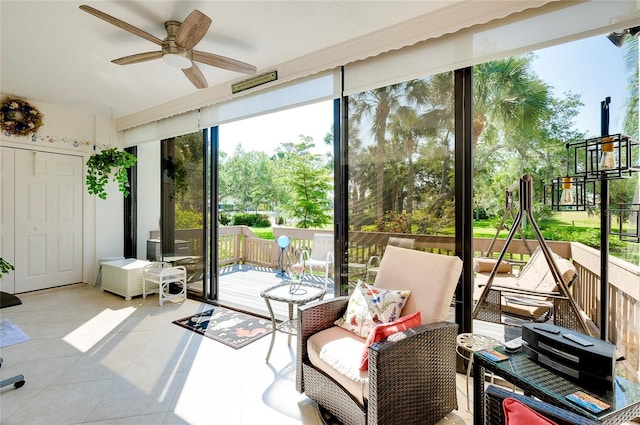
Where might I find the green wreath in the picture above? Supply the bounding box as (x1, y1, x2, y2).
(0, 97, 44, 137)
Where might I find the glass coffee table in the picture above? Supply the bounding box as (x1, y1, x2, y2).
(260, 282, 325, 362)
(473, 346, 640, 425)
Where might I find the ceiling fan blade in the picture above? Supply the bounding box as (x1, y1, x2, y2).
(175, 10, 212, 50)
(79, 5, 164, 47)
(112, 51, 163, 65)
(183, 63, 208, 89)
(193, 51, 257, 74)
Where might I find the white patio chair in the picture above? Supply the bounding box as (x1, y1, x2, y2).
(302, 233, 334, 289)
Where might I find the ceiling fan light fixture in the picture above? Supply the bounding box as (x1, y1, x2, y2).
(80, 6, 256, 88)
(163, 52, 192, 69)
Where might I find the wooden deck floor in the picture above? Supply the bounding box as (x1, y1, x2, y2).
(213, 264, 512, 342)
(216, 264, 336, 322)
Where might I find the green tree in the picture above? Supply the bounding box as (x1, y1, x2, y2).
(220, 144, 279, 212)
(277, 136, 332, 228)
(173, 132, 204, 213)
(472, 54, 578, 216)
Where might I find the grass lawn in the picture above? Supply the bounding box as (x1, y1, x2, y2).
(554, 211, 601, 227)
(249, 213, 638, 264)
(250, 227, 274, 240)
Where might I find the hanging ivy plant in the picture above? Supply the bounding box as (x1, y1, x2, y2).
(0, 258, 15, 279)
(86, 148, 137, 200)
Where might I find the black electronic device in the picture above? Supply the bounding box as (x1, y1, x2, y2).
(522, 323, 615, 392)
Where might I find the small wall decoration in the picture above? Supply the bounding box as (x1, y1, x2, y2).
(0, 97, 44, 137)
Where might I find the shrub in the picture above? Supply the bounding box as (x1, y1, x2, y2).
(232, 213, 271, 227)
(254, 214, 272, 227)
(176, 206, 202, 229)
(219, 212, 231, 226)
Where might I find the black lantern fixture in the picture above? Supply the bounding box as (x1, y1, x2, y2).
(567, 132, 637, 181)
(545, 162, 595, 212)
(548, 97, 639, 341)
(611, 203, 640, 243)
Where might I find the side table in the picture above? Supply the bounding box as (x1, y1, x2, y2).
(260, 282, 325, 362)
(456, 333, 502, 411)
(142, 262, 187, 306)
(473, 346, 640, 425)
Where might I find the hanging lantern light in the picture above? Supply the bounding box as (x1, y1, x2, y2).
(559, 176, 575, 205)
(598, 136, 618, 170)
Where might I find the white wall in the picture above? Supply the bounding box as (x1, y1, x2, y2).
(0, 95, 122, 284)
(136, 141, 161, 260)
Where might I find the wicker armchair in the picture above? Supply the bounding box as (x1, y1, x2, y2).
(485, 385, 599, 425)
(296, 246, 463, 425)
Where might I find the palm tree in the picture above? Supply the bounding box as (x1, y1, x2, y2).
(473, 54, 549, 150)
(473, 54, 552, 179)
(351, 85, 403, 218)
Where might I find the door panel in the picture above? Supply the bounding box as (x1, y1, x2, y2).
(0, 147, 16, 292)
(14, 149, 82, 292)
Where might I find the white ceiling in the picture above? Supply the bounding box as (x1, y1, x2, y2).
(1, 1, 463, 120)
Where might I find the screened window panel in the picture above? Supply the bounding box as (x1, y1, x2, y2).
(345, 73, 457, 285)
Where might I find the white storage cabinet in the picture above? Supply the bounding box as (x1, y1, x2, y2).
(101, 259, 151, 300)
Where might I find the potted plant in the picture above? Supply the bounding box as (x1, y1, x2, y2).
(86, 147, 137, 200)
(0, 258, 15, 279)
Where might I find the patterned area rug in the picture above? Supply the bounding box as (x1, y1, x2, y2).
(173, 306, 272, 349)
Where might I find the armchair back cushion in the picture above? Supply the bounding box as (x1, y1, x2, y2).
(373, 245, 463, 324)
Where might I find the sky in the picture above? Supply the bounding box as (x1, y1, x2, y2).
(218, 101, 334, 157)
(218, 34, 632, 155)
(530, 34, 631, 137)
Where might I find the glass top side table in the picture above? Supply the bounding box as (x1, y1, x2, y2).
(473, 346, 640, 425)
(260, 282, 325, 362)
(456, 333, 502, 411)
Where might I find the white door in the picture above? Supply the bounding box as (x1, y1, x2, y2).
(14, 149, 83, 292)
(0, 147, 16, 293)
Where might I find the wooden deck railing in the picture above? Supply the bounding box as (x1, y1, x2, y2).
(152, 226, 640, 375)
(569, 242, 640, 377)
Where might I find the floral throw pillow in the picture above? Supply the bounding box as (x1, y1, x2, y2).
(335, 280, 411, 338)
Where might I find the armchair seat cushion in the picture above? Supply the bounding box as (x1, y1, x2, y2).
(308, 326, 369, 404)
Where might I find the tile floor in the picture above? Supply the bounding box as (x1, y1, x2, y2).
(0, 283, 473, 425)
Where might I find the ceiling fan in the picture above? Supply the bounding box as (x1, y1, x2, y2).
(79, 5, 257, 89)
